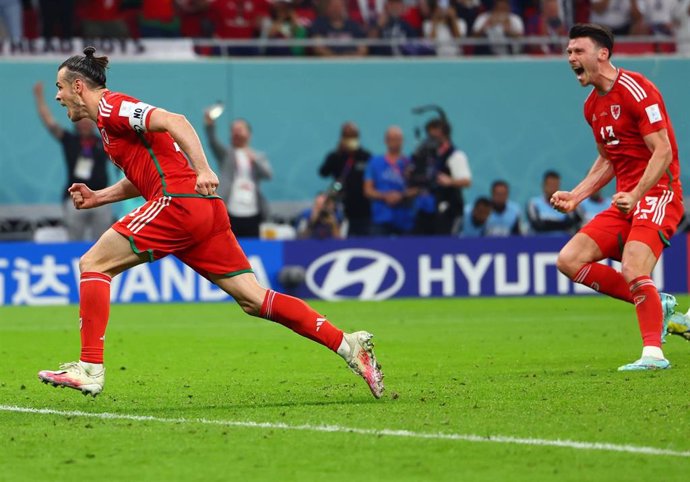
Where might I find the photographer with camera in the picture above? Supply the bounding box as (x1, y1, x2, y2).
(408, 113, 472, 235)
(319, 122, 372, 236)
(295, 191, 343, 240)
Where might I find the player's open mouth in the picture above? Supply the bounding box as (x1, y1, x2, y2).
(573, 67, 585, 80)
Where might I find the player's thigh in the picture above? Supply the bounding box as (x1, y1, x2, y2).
(176, 224, 258, 310)
(557, 233, 604, 277)
(578, 207, 631, 261)
(212, 272, 267, 316)
(80, 228, 149, 276)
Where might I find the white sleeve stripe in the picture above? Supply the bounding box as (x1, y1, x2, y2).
(100, 97, 114, 109)
(620, 74, 647, 101)
(619, 77, 643, 102)
(621, 73, 647, 96)
(98, 99, 112, 113)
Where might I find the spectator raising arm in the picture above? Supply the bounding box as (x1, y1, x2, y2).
(33, 81, 65, 139)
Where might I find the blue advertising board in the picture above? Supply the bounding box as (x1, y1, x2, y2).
(0, 240, 283, 305)
(283, 235, 688, 300)
(0, 235, 687, 305)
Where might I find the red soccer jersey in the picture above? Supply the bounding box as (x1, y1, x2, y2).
(583, 68, 681, 194)
(96, 91, 201, 201)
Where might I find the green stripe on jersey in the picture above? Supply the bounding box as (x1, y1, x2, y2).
(136, 131, 221, 200)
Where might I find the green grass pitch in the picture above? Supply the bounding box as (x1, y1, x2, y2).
(1, 296, 690, 481)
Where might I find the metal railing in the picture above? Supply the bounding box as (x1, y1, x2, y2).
(191, 35, 680, 56)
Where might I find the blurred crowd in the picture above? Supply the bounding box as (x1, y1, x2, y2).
(28, 84, 690, 241)
(2, 0, 690, 56)
(297, 120, 613, 239)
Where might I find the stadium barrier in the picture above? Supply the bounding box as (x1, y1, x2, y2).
(1, 234, 686, 305)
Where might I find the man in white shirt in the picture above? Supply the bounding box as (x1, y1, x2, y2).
(472, 0, 524, 55)
(204, 115, 273, 238)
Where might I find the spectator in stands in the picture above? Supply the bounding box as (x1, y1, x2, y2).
(674, 0, 690, 55)
(364, 126, 415, 236)
(452, 0, 481, 32)
(78, 0, 130, 38)
(368, 0, 419, 56)
(260, 0, 309, 56)
(178, 0, 213, 38)
(461, 196, 491, 237)
(527, 170, 580, 235)
(204, 113, 272, 238)
(485, 179, 522, 236)
(635, 0, 676, 35)
(0, 0, 22, 42)
(296, 191, 343, 239)
(33, 81, 111, 241)
(209, 0, 270, 55)
(39, 0, 75, 39)
(577, 190, 611, 225)
(525, 0, 567, 54)
(409, 117, 472, 235)
(423, 0, 467, 56)
(138, 0, 181, 37)
(352, 0, 385, 25)
(319, 122, 372, 236)
(472, 0, 524, 55)
(590, 0, 641, 35)
(311, 0, 367, 56)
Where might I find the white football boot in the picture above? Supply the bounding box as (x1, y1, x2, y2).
(340, 331, 384, 399)
(38, 361, 105, 397)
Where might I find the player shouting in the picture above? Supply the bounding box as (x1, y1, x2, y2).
(553, 24, 690, 371)
(38, 47, 384, 398)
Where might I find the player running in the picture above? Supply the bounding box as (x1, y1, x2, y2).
(38, 47, 384, 398)
(553, 23, 690, 371)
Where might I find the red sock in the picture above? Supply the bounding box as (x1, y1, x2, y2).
(629, 276, 662, 348)
(574, 263, 633, 303)
(79, 272, 111, 364)
(260, 290, 344, 352)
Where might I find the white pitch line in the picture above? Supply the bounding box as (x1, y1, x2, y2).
(1, 404, 689, 458)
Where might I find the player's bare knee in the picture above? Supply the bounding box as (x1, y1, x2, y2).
(556, 250, 580, 279)
(620, 262, 644, 283)
(78, 254, 96, 274)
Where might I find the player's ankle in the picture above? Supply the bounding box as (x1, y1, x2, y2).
(79, 360, 104, 373)
(336, 334, 351, 359)
(641, 346, 664, 359)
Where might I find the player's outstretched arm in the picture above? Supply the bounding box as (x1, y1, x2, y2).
(552, 144, 614, 213)
(68, 178, 141, 210)
(148, 108, 219, 196)
(612, 129, 673, 214)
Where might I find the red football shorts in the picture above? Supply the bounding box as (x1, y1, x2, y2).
(580, 186, 684, 260)
(112, 196, 252, 278)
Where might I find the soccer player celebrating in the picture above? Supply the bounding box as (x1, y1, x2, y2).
(553, 24, 689, 371)
(38, 47, 384, 398)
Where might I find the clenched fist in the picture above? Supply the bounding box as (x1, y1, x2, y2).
(68, 183, 99, 210)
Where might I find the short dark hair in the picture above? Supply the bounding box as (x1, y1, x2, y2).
(59, 46, 109, 88)
(474, 197, 492, 209)
(569, 23, 614, 58)
(543, 170, 560, 182)
(425, 117, 451, 137)
(491, 180, 509, 192)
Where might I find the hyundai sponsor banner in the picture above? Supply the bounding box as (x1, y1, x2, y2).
(0, 240, 282, 306)
(284, 235, 689, 300)
(1, 235, 687, 305)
